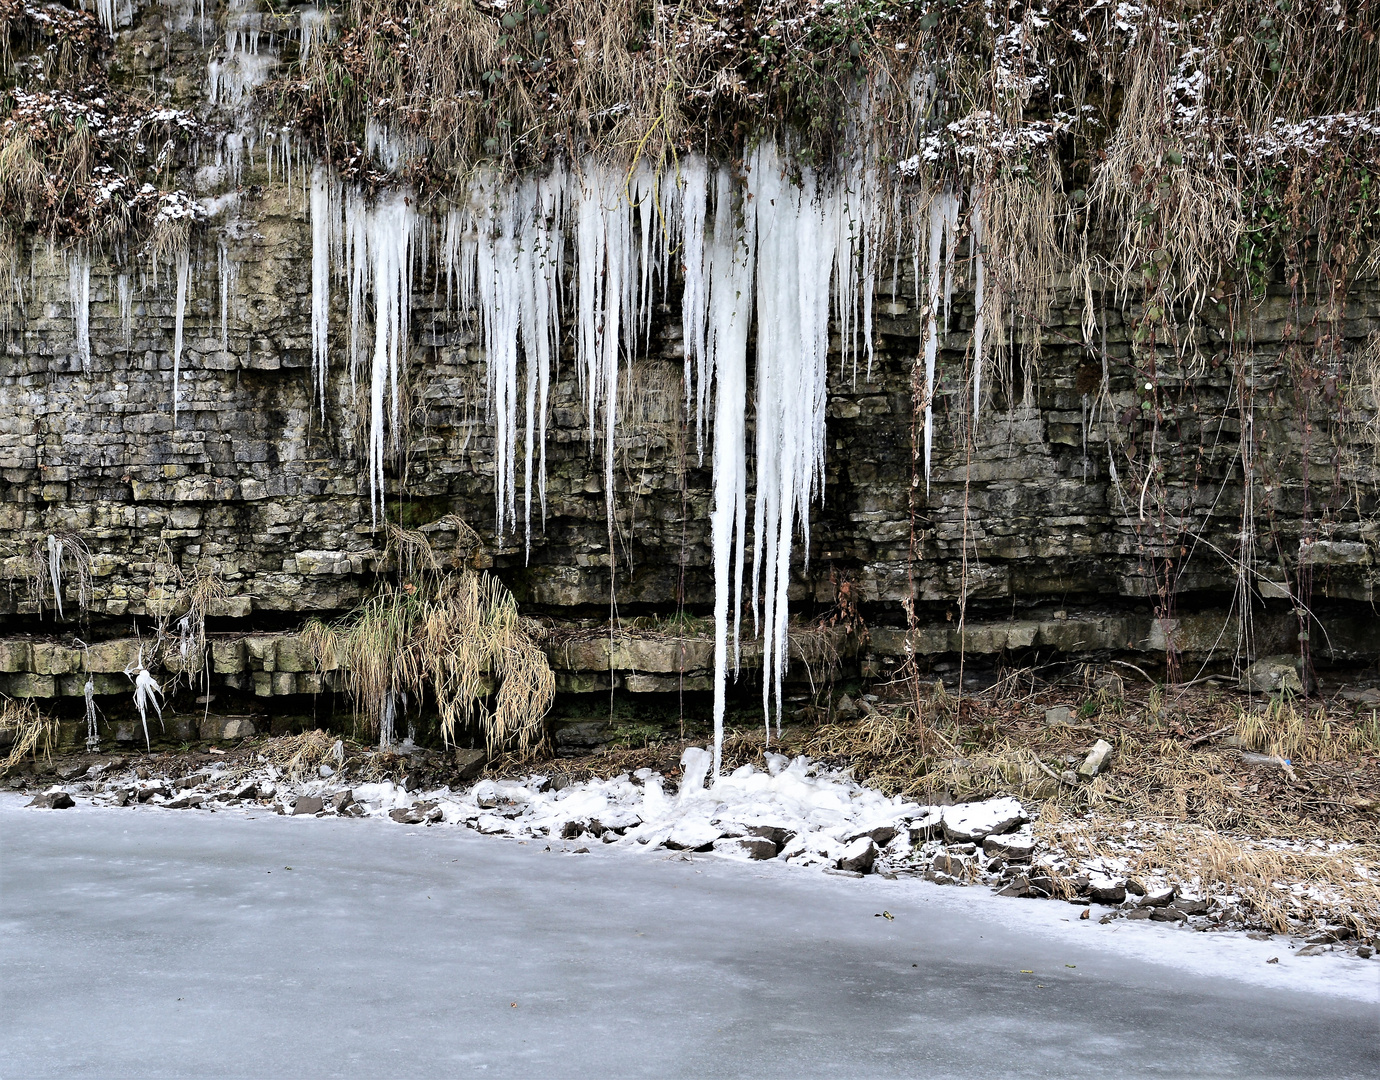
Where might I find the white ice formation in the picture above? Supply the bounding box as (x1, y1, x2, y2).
(302, 152, 988, 773)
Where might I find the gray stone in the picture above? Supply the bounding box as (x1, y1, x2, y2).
(838, 837, 878, 874)
(1044, 706, 1073, 727)
(453, 748, 487, 781)
(746, 824, 795, 848)
(165, 794, 206, 809)
(712, 836, 778, 860)
(1136, 886, 1176, 908)
(995, 875, 1031, 898)
(27, 790, 75, 809)
(845, 825, 898, 847)
(1089, 881, 1127, 905)
(292, 795, 324, 816)
(1076, 739, 1115, 781)
(982, 831, 1035, 862)
(1240, 655, 1304, 694)
(55, 762, 87, 781)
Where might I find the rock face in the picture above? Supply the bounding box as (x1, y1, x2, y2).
(0, 7, 1377, 740)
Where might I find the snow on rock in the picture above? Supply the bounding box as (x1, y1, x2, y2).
(940, 797, 1026, 842)
(281, 749, 1018, 876)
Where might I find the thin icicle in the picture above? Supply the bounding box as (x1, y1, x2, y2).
(922, 194, 945, 491)
(172, 251, 190, 424)
(969, 184, 986, 430)
(677, 158, 711, 459)
(117, 273, 132, 344)
(68, 253, 90, 372)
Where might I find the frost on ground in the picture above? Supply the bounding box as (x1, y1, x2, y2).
(24, 742, 1378, 963)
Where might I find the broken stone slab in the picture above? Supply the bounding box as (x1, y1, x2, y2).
(940, 797, 1025, 842)
(745, 824, 795, 848)
(838, 836, 878, 874)
(981, 829, 1035, 862)
(199, 715, 259, 741)
(1044, 706, 1073, 727)
(1076, 739, 1114, 781)
(27, 790, 75, 809)
(665, 819, 722, 852)
(165, 794, 206, 809)
(995, 875, 1031, 898)
(1135, 886, 1176, 908)
(453, 748, 487, 781)
(292, 795, 324, 816)
(908, 807, 944, 843)
(712, 836, 778, 861)
(930, 852, 971, 877)
(55, 762, 87, 781)
(1240, 655, 1304, 694)
(844, 825, 898, 847)
(1088, 875, 1127, 905)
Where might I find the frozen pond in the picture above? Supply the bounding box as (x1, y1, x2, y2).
(2, 797, 1376, 1078)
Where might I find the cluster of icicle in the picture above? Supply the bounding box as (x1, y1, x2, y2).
(308, 149, 983, 773)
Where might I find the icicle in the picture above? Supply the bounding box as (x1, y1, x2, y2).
(379, 693, 395, 749)
(310, 165, 333, 404)
(707, 168, 754, 779)
(117, 273, 132, 344)
(941, 193, 960, 336)
(79, 0, 125, 34)
(217, 240, 238, 353)
(922, 194, 945, 492)
(748, 144, 837, 741)
(970, 184, 986, 430)
(47, 534, 65, 620)
(68, 253, 90, 372)
(298, 5, 332, 61)
(83, 674, 100, 751)
(172, 250, 190, 424)
(364, 191, 414, 524)
(677, 157, 711, 460)
(574, 165, 634, 543)
(124, 649, 164, 751)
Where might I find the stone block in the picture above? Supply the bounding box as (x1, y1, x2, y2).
(85, 639, 141, 673)
(244, 635, 277, 671)
(4, 673, 55, 697)
(199, 715, 258, 741)
(0, 640, 32, 672)
(211, 638, 247, 673)
(273, 635, 312, 672)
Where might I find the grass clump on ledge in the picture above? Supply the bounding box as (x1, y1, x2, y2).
(303, 524, 555, 756)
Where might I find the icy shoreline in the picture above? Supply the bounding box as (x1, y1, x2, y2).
(18, 746, 1377, 974)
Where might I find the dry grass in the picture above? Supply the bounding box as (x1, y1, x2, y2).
(266, 729, 345, 781)
(305, 563, 555, 756)
(1037, 806, 1380, 939)
(0, 697, 58, 773)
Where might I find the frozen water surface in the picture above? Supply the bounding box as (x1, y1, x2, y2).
(1, 797, 1376, 1079)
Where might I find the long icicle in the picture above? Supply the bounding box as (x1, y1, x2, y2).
(707, 168, 754, 780)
